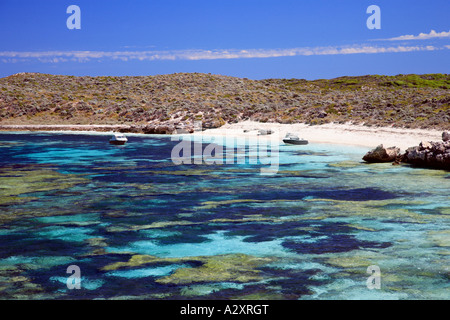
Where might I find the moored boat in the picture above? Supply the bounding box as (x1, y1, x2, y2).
(283, 133, 308, 145)
(109, 133, 128, 145)
(258, 129, 274, 136)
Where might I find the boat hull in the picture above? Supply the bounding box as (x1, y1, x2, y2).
(283, 139, 308, 145)
(109, 140, 127, 145)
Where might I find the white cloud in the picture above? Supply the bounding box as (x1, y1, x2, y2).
(378, 29, 450, 41)
(0, 44, 446, 63)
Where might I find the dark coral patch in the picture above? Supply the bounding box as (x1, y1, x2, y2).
(282, 234, 391, 254)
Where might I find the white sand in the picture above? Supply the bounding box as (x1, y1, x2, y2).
(1, 122, 444, 151)
(196, 121, 444, 151)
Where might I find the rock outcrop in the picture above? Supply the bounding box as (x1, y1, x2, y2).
(402, 137, 450, 169)
(364, 132, 450, 169)
(443, 131, 450, 142)
(362, 144, 401, 163)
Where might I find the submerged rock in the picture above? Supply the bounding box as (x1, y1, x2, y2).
(101, 253, 275, 285)
(362, 144, 400, 163)
(0, 165, 88, 218)
(156, 254, 273, 285)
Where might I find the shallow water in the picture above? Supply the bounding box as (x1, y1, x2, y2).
(0, 132, 448, 300)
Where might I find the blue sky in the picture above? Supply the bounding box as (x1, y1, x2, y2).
(0, 0, 449, 79)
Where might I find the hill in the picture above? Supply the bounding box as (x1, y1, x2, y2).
(0, 72, 449, 131)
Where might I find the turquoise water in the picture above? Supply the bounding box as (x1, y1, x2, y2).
(0, 132, 448, 300)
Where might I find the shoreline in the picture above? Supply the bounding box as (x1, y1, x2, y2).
(0, 121, 445, 151)
(0, 124, 131, 133)
(196, 121, 444, 151)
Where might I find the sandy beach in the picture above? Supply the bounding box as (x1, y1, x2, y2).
(198, 121, 444, 151)
(0, 121, 445, 152)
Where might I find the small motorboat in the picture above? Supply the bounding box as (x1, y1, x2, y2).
(283, 133, 308, 145)
(109, 133, 128, 145)
(257, 129, 274, 136)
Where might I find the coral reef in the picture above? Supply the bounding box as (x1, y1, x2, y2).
(101, 253, 275, 284)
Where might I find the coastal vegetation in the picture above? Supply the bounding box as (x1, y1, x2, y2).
(0, 72, 448, 131)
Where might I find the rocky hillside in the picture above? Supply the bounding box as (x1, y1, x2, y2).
(0, 72, 449, 131)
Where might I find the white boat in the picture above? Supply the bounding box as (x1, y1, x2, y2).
(283, 133, 308, 145)
(109, 133, 128, 145)
(257, 129, 274, 136)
